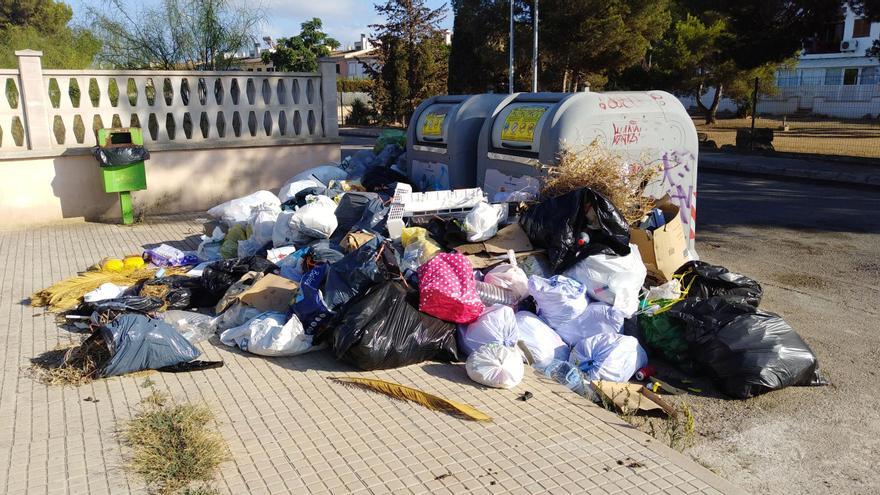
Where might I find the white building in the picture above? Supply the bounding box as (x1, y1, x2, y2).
(759, 3, 880, 118)
(682, 3, 880, 119)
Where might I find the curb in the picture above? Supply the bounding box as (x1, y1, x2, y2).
(699, 158, 880, 188)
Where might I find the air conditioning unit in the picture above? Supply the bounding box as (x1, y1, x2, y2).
(840, 39, 859, 52)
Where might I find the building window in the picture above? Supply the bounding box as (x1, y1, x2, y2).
(861, 67, 879, 85)
(843, 68, 859, 85)
(776, 69, 798, 87)
(824, 68, 842, 85)
(336, 64, 341, 74)
(853, 18, 871, 38)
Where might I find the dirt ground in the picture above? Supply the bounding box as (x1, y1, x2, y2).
(694, 116, 880, 159)
(647, 172, 880, 494)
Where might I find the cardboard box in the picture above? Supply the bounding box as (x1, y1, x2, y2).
(630, 199, 689, 282)
(237, 274, 299, 313)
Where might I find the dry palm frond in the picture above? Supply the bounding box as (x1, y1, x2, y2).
(31, 267, 186, 312)
(28, 336, 111, 386)
(122, 390, 229, 495)
(541, 142, 661, 225)
(332, 376, 492, 422)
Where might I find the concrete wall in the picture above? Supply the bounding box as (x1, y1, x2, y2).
(0, 142, 339, 228)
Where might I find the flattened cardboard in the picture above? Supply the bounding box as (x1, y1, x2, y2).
(455, 223, 540, 269)
(237, 274, 299, 312)
(631, 198, 689, 282)
(591, 381, 674, 416)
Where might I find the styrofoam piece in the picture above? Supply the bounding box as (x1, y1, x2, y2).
(387, 183, 489, 239)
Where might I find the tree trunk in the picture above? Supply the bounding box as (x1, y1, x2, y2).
(695, 83, 709, 120)
(562, 70, 569, 93)
(705, 84, 723, 124)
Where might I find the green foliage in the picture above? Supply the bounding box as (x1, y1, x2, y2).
(265, 18, 340, 72)
(449, 0, 669, 93)
(0, 0, 100, 69)
(88, 0, 261, 70)
(337, 78, 373, 92)
(345, 98, 375, 126)
(369, 0, 448, 124)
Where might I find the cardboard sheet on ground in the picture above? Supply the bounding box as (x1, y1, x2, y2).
(591, 381, 675, 416)
(236, 274, 299, 312)
(455, 224, 543, 269)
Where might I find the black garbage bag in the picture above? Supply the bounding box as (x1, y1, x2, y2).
(323, 236, 399, 311)
(89, 295, 164, 313)
(350, 197, 389, 236)
(332, 281, 459, 370)
(667, 297, 823, 399)
(675, 261, 763, 307)
(92, 146, 150, 167)
(201, 256, 277, 297)
(141, 275, 215, 309)
(330, 192, 379, 242)
(97, 314, 201, 377)
(302, 240, 344, 269)
(361, 166, 413, 197)
(519, 187, 631, 273)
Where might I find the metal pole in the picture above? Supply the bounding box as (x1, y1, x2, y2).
(750, 76, 758, 150)
(531, 0, 538, 92)
(509, 0, 515, 93)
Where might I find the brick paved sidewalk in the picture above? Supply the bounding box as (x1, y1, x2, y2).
(0, 216, 745, 495)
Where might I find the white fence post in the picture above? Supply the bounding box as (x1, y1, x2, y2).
(15, 50, 52, 150)
(320, 60, 339, 138)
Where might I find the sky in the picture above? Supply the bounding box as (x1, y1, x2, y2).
(68, 0, 455, 49)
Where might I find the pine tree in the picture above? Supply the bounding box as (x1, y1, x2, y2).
(368, 0, 448, 124)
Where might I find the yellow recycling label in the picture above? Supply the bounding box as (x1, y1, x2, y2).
(422, 112, 446, 138)
(501, 105, 547, 143)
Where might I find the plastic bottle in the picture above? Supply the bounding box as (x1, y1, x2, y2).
(540, 359, 588, 397)
(474, 280, 517, 306)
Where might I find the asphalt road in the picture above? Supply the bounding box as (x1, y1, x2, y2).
(341, 136, 880, 493)
(685, 173, 880, 495)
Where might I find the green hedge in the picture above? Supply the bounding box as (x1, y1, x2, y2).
(337, 78, 373, 93)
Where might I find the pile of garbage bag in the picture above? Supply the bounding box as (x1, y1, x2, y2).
(30, 133, 825, 406)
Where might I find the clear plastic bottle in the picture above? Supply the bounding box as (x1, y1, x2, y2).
(540, 359, 596, 399)
(474, 280, 517, 306)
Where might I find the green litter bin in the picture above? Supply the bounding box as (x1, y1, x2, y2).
(95, 128, 148, 225)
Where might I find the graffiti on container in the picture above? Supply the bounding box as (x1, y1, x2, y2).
(659, 150, 697, 226)
(612, 120, 641, 145)
(598, 95, 648, 111)
(648, 92, 667, 106)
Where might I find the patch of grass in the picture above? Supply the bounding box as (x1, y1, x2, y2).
(646, 400, 696, 452)
(28, 338, 110, 386)
(122, 389, 229, 495)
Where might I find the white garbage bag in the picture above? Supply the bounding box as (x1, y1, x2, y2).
(459, 304, 518, 356)
(207, 190, 280, 226)
(569, 333, 648, 383)
(197, 227, 225, 261)
(278, 178, 323, 203)
(83, 283, 127, 303)
(463, 202, 504, 242)
(515, 311, 569, 369)
(485, 263, 529, 301)
(466, 343, 524, 389)
(562, 244, 647, 318)
(527, 275, 589, 330)
(272, 211, 297, 248)
(290, 195, 338, 241)
(211, 303, 263, 332)
(289, 164, 348, 185)
(219, 312, 319, 357)
(248, 203, 281, 247)
(553, 302, 627, 346)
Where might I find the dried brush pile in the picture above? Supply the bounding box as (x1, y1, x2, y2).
(540, 142, 661, 225)
(122, 390, 229, 495)
(28, 336, 110, 386)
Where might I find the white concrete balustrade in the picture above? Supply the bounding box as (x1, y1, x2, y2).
(0, 50, 340, 227)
